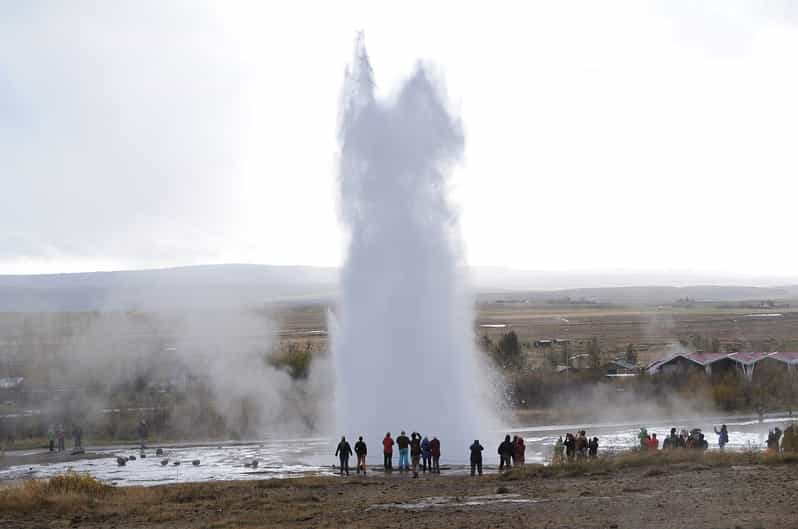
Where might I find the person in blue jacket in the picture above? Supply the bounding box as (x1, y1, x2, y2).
(714, 424, 729, 450)
(421, 436, 432, 472)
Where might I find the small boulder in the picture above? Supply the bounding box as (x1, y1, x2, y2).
(128, 455, 136, 461)
(173, 461, 181, 466)
(155, 448, 164, 456)
(160, 459, 169, 466)
(116, 457, 127, 466)
(192, 459, 200, 466)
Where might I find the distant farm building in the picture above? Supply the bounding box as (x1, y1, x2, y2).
(647, 352, 798, 380)
(605, 359, 641, 377)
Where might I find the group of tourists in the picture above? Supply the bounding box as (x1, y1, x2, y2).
(335, 432, 527, 477)
(334, 422, 794, 474)
(642, 426, 715, 451)
(47, 424, 83, 452)
(471, 434, 526, 476)
(336, 431, 442, 477)
(767, 427, 783, 451)
(497, 434, 526, 470)
(552, 431, 599, 463)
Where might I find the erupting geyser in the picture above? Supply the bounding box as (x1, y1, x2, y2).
(333, 35, 494, 449)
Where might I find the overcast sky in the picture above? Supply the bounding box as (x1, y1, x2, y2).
(1, 1, 797, 276)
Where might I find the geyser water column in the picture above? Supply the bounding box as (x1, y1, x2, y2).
(333, 35, 492, 450)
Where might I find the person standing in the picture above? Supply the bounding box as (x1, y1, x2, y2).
(469, 439, 484, 476)
(514, 435, 526, 465)
(137, 420, 148, 450)
(430, 436, 441, 473)
(396, 431, 410, 471)
(564, 433, 576, 462)
(335, 436, 353, 476)
(498, 435, 513, 471)
(638, 427, 649, 449)
(382, 432, 394, 471)
(553, 436, 564, 464)
(72, 425, 82, 450)
(421, 436, 432, 472)
(647, 433, 659, 450)
(47, 425, 55, 452)
(56, 425, 65, 452)
(510, 435, 518, 465)
(714, 424, 729, 450)
(354, 436, 367, 474)
(588, 437, 599, 459)
(575, 431, 588, 461)
(410, 432, 422, 478)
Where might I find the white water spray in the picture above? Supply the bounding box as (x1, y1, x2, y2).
(333, 35, 494, 450)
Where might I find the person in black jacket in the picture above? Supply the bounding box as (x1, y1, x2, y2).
(354, 436, 367, 474)
(588, 437, 599, 459)
(410, 432, 422, 478)
(498, 434, 513, 471)
(335, 436, 353, 476)
(469, 439, 484, 476)
(564, 432, 576, 462)
(396, 431, 411, 471)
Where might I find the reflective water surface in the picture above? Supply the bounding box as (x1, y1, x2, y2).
(1, 413, 793, 486)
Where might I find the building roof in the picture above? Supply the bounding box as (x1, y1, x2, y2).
(606, 359, 640, 371)
(649, 351, 798, 374)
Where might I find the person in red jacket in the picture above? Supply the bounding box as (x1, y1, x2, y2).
(429, 436, 441, 473)
(382, 432, 394, 471)
(647, 433, 659, 450)
(514, 435, 526, 465)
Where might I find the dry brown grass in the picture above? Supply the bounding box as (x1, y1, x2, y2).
(0, 471, 112, 512)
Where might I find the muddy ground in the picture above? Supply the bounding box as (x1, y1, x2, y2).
(2, 460, 797, 529)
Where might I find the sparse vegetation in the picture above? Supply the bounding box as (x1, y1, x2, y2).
(502, 448, 798, 481)
(0, 471, 111, 512)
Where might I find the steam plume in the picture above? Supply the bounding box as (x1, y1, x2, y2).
(333, 35, 493, 447)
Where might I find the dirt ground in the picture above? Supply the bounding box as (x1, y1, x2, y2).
(2, 459, 797, 529)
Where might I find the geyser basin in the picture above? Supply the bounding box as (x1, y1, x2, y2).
(332, 34, 495, 447)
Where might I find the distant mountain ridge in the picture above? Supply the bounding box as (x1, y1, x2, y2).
(1, 264, 796, 311)
(0, 264, 338, 311)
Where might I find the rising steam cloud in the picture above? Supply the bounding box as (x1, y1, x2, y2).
(48, 307, 329, 439)
(333, 35, 495, 447)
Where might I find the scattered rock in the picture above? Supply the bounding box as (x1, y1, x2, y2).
(173, 461, 181, 466)
(192, 459, 201, 466)
(116, 457, 127, 466)
(155, 448, 164, 456)
(128, 455, 136, 461)
(496, 486, 510, 494)
(161, 459, 169, 466)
